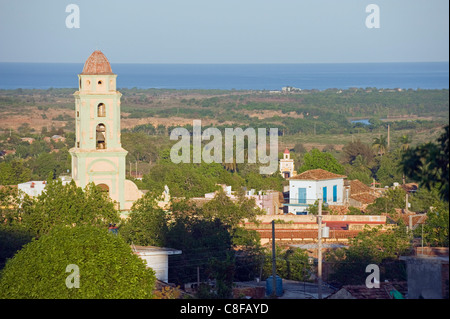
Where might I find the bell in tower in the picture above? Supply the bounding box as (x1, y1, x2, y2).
(96, 124, 106, 149)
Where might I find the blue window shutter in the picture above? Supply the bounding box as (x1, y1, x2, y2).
(298, 188, 306, 204)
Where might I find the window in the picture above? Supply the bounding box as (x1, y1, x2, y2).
(96, 124, 106, 149)
(333, 185, 337, 202)
(98, 80, 102, 85)
(97, 103, 106, 117)
(298, 188, 306, 204)
(97, 184, 109, 193)
(323, 186, 327, 203)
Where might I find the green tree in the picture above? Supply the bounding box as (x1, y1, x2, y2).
(342, 139, 375, 165)
(366, 187, 407, 215)
(372, 135, 388, 156)
(298, 149, 345, 175)
(415, 201, 449, 247)
(0, 224, 33, 270)
(262, 246, 311, 281)
(399, 134, 412, 151)
(20, 179, 120, 237)
(26, 149, 71, 180)
(120, 192, 168, 246)
(401, 125, 449, 202)
(142, 161, 222, 198)
(0, 160, 31, 185)
(326, 226, 411, 286)
(409, 187, 441, 213)
(375, 152, 403, 187)
(202, 187, 263, 228)
(166, 204, 233, 287)
(0, 225, 156, 298)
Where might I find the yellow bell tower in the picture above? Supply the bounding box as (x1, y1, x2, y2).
(69, 50, 142, 212)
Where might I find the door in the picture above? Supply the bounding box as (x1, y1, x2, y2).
(322, 186, 327, 203)
(298, 188, 306, 204)
(333, 185, 337, 202)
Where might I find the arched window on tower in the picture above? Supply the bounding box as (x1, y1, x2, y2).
(96, 123, 106, 149)
(97, 183, 109, 193)
(97, 103, 106, 117)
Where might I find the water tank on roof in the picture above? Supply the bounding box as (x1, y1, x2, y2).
(266, 275, 283, 297)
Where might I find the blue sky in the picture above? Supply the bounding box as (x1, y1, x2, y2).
(0, 0, 448, 63)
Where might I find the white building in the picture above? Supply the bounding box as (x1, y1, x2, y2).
(18, 176, 72, 198)
(18, 181, 48, 197)
(285, 169, 346, 215)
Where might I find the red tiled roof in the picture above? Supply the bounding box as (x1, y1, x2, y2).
(401, 183, 419, 193)
(330, 281, 408, 299)
(290, 169, 346, 181)
(81, 50, 114, 75)
(349, 179, 371, 195)
(350, 193, 378, 204)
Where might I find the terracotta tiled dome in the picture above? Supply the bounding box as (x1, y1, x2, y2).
(81, 50, 114, 74)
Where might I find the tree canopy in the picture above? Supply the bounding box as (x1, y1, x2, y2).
(298, 148, 345, 175)
(19, 179, 120, 237)
(0, 225, 156, 299)
(401, 125, 449, 202)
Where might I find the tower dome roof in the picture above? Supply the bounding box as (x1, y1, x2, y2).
(81, 50, 114, 75)
(284, 148, 290, 154)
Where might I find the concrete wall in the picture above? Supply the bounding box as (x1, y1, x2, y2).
(248, 214, 386, 224)
(401, 256, 449, 299)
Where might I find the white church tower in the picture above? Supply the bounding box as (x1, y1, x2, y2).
(279, 148, 296, 179)
(69, 50, 142, 212)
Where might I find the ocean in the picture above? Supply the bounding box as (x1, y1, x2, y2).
(0, 62, 448, 91)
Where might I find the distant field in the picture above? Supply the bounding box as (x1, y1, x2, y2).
(0, 88, 447, 149)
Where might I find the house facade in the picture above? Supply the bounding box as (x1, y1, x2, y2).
(286, 169, 346, 215)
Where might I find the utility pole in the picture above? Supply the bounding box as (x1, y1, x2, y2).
(317, 199, 323, 300)
(421, 223, 424, 255)
(271, 220, 277, 297)
(197, 266, 200, 288)
(405, 192, 409, 213)
(387, 124, 390, 150)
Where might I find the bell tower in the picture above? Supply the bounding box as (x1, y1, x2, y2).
(279, 148, 296, 179)
(69, 50, 137, 211)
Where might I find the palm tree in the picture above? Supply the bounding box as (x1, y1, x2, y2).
(399, 134, 411, 151)
(353, 154, 369, 170)
(372, 135, 388, 156)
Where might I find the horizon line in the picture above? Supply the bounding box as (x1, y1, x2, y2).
(0, 61, 448, 65)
